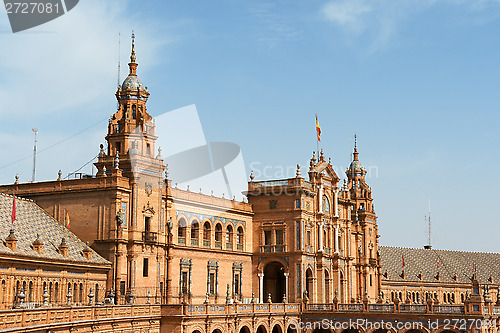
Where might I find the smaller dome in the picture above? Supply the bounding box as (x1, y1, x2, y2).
(121, 75, 144, 91)
(349, 160, 363, 174)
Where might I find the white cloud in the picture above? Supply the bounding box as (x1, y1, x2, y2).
(0, 0, 170, 122)
(0, 0, 173, 183)
(322, 0, 372, 33)
(321, 0, 500, 50)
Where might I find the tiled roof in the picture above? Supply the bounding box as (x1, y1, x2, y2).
(380, 246, 500, 285)
(0, 193, 109, 266)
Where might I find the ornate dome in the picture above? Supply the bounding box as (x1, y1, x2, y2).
(348, 159, 363, 174)
(121, 75, 144, 91)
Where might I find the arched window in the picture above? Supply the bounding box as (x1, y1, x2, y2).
(203, 222, 211, 247)
(191, 221, 199, 246)
(226, 225, 233, 250)
(237, 227, 244, 250)
(215, 223, 222, 248)
(28, 281, 33, 302)
(178, 217, 187, 245)
(79, 283, 83, 303)
(322, 195, 330, 213)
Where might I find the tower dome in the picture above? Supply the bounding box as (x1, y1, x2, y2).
(121, 75, 144, 91)
(347, 135, 366, 177)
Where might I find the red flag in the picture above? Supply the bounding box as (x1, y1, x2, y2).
(402, 255, 405, 268)
(437, 257, 440, 270)
(11, 196, 16, 224)
(315, 115, 321, 142)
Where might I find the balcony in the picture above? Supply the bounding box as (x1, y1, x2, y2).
(226, 243, 233, 250)
(191, 239, 198, 246)
(260, 245, 286, 253)
(142, 231, 158, 243)
(203, 239, 210, 247)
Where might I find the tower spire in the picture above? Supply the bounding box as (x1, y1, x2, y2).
(353, 134, 359, 161)
(129, 31, 137, 75)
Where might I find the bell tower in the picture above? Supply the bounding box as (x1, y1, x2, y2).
(345, 136, 380, 300)
(95, 33, 164, 180)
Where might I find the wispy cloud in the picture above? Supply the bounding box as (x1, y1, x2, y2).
(0, 0, 170, 123)
(248, 1, 301, 46)
(321, 0, 500, 51)
(322, 0, 372, 34)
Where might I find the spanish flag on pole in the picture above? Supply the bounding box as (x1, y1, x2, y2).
(315, 115, 321, 142)
(64, 209, 71, 228)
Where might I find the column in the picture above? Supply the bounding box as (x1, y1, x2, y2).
(334, 227, 339, 254)
(258, 273, 264, 303)
(319, 221, 324, 252)
(334, 189, 339, 217)
(284, 272, 289, 301)
(318, 185, 323, 213)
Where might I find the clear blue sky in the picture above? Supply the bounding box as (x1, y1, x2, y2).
(1, 0, 499, 252)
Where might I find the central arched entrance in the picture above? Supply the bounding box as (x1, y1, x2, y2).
(263, 261, 285, 303)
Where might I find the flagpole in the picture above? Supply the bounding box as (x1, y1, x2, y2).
(315, 114, 319, 157)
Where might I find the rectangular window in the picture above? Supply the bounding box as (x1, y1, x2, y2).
(295, 199, 301, 208)
(306, 230, 311, 246)
(264, 230, 272, 245)
(181, 271, 188, 294)
(275, 230, 284, 245)
(208, 272, 216, 295)
(207, 261, 218, 296)
(296, 221, 301, 250)
(120, 281, 125, 295)
(143, 258, 149, 277)
(234, 273, 240, 295)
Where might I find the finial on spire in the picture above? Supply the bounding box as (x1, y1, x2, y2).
(353, 134, 359, 161)
(128, 31, 138, 75)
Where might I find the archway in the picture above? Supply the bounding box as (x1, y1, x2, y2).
(239, 326, 251, 333)
(272, 324, 283, 333)
(263, 261, 285, 303)
(192, 330, 202, 333)
(341, 330, 359, 333)
(305, 268, 313, 300)
(257, 325, 268, 333)
(286, 325, 297, 333)
(211, 329, 223, 333)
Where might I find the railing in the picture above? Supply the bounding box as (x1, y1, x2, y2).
(203, 239, 210, 247)
(260, 245, 286, 253)
(185, 303, 302, 316)
(252, 180, 290, 188)
(178, 237, 186, 244)
(399, 304, 427, 313)
(0, 304, 162, 331)
(338, 303, 363, 312)
(368, 304, 394, 312)
(226, 243, 232, 250)
(308, 304, 333, 311)
(237, 244, 243, 250)
(191, 238, 198, 246)
(494, 306, 500, 314)
(215, 241, 222, 249)
(434, 305, 465, 314)
(142, 231, 158, 243)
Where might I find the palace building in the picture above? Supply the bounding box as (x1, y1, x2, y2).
(0, 37, 499, 333)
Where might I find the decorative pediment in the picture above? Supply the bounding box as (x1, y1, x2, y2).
(142, 201, 156, 215)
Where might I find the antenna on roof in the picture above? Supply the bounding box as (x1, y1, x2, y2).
(117, 32, 121, 88)
(31, 128, 38, 182)
(424, 200, 432, 249)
